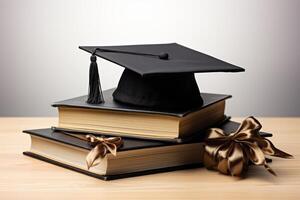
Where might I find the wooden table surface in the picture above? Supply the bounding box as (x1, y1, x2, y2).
(0, 117, 299, 200)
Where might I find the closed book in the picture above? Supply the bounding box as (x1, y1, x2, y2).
(23, 121, 272, 180)
(52, 88, 231, 140)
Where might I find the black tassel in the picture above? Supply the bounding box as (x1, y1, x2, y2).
(86, 47, 168, 104)
(87, 53, 104, 104)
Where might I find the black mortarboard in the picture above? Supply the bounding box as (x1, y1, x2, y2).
(80, 43, 244, 109)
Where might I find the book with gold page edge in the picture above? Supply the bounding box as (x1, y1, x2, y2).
(23, 120, 272, 180)
(53, 88, 232, 142)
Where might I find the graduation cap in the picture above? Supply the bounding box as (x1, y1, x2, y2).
(80, 43, 244, 109)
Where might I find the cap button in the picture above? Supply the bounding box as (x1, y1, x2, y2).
(158, 53, 169, 60)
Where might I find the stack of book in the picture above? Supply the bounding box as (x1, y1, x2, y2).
(23, 89, 234, 180)
(23, 43, 271, 180)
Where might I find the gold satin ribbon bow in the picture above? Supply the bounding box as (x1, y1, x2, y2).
(85, 135, 123, 170)
(203, 117, 293, 176)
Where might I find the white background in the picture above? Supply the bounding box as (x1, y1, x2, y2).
(0, 0, 299, 116)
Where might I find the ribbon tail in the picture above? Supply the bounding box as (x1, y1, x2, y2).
(272, 147, 293, 159)
(246, 141, 282, 176)
(86, 144, 105, 170)
(262, 138, 293, 159)
(264, 162, 277, 176)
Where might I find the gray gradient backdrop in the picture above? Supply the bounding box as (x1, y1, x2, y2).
(0, 0, 299, 117)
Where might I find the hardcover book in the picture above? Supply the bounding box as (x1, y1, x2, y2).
(52, 88, 231, 141)
(23, 121, 272, 180)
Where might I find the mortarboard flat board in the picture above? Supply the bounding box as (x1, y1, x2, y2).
(79, 43, 244, 109)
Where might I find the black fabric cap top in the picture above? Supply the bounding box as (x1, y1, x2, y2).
(80, 43, 244, 109)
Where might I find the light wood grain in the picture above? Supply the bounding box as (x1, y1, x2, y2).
(0, 117, 299, 200)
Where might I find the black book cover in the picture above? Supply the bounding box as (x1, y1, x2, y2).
(52, 88, 231, 117)
(23, 128, 173, 151)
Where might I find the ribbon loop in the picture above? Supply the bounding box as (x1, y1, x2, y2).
(85, 135, 123, 170)
(203, 116, 293, 176)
